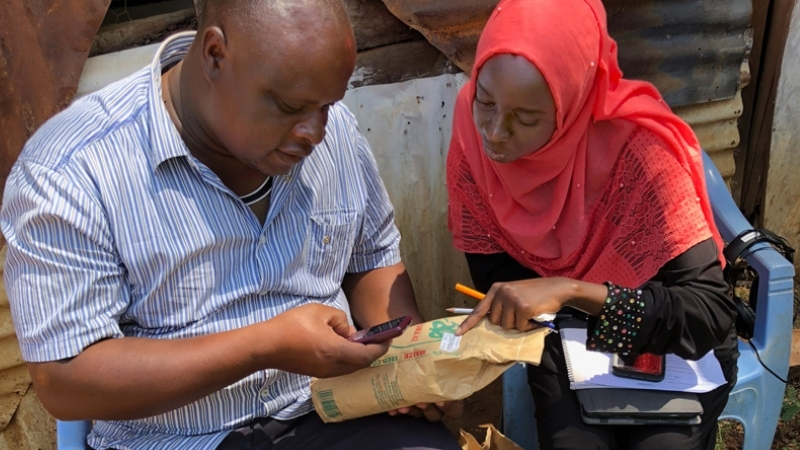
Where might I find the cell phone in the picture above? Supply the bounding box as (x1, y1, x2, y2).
(348, 316, 413, 344)
(611, 352, 666, 382)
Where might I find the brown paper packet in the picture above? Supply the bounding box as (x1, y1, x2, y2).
(459, 425, 524, 450)
(311, 316, 548, 423)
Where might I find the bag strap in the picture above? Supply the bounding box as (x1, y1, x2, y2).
(723, 228, 795, 284)
(722, 228, 795, 340)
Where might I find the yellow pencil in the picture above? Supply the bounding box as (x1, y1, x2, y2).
(455, 283, 485, 301)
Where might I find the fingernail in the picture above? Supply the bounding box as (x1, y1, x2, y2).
(435, 402, 444, 407)
(455, 326, 462, 335)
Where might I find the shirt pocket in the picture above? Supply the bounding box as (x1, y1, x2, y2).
(307, 209, 359, 281)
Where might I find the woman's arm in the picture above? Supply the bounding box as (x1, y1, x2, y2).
(458, 239, 736, 359)
(587, 239, 735, 359)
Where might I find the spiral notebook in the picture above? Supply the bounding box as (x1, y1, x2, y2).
(560, 327, 726, 393)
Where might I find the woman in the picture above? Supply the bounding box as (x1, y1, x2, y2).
(446, 0, 738, 449)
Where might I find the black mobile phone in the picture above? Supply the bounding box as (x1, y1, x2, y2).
(611, 352, 666, 382)
(348, 316, 413, 344)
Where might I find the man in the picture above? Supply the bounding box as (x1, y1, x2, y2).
(0, 0, 462, 448)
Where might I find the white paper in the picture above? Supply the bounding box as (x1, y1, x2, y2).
(440, 333, 462, 352)
(560, 327, 726, 393)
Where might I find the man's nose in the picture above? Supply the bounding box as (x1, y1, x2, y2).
(293, 108, 328, 146)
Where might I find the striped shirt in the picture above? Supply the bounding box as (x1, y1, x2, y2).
(0, 32, 401, 450)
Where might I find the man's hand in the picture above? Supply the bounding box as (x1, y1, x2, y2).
(263, 303, 391, 378)
(388, 400, 464, 422)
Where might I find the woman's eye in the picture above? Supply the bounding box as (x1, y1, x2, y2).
(475, 97, 494, 107)
(516, 113, 540, 127)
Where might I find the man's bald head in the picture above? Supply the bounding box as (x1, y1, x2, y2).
(195, 0, 356, 77)
(175, 0, 358, 178)
(197, 0, 353, 40)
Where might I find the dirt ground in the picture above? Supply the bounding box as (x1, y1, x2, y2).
(717, 370, 800, 450)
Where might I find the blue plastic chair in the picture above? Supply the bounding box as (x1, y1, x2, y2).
(502, 151, 795, 449)
(56, 420, 91, 449)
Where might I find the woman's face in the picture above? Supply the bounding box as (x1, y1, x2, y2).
(472, 54, 557, 163)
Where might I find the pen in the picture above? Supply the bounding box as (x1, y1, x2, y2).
(449, 307, 571, 320)
(451, 284, 566, 330)
(446, 307, 568, 330)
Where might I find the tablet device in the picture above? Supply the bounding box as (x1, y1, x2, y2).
(577, 388, 703, 426)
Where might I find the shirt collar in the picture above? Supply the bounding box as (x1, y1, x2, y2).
(148, 31, 197, 169)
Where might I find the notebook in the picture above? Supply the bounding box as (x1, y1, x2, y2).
(559, 327, 726, 393)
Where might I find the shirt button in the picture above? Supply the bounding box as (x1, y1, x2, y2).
(259, 386, 270, 402)
(259, 235, 267, 245)
(322, 235, 331, 245)
(283, 174, 292, 182)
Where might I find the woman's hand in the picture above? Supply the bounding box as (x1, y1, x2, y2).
(455, 277, 608, 335)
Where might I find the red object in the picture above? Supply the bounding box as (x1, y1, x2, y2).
(630, 353, 664, 375)
(446, 0, 724, 287)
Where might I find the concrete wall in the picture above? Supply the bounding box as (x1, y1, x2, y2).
(764, 2, 800, 273)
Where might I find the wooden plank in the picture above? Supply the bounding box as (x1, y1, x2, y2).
(731, 0, 769, 205)
(791, 329, 800, 368)
(737, 0, 796, 225)
(343, 0, 423, 51)
(763, 4, 800, 273)
(91, 8, 196, 57)
(101, 0, 193, 26)
(350, 39, 459, 88)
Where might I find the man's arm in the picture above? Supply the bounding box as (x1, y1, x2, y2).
(28, 304, 389, 421)
(342, 262, 423, 328)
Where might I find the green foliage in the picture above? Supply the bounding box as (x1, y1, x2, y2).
(782, 385, 800, 422)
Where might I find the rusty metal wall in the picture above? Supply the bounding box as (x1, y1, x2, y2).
(605, 0, 751, 107)
(382, 0, 751, 108)
(0, 0, 110, 446)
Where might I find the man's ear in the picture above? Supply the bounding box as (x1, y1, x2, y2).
(201, 27, 227, 82)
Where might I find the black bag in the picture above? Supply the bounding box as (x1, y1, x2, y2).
(722, 228, 795, 339)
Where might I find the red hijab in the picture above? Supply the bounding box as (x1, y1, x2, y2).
(446, 0, 723, 287)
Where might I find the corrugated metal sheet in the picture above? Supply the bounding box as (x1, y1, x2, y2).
(605, 0, 751, 107)
(381, 0, 751, 107)
(675, 90, 743, 182)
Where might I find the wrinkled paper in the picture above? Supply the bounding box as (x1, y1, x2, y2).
(311, 316, 548, 423)
(459, 424, 524, 450)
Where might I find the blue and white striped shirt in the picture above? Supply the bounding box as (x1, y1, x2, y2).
(1, 32, 401, 450)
